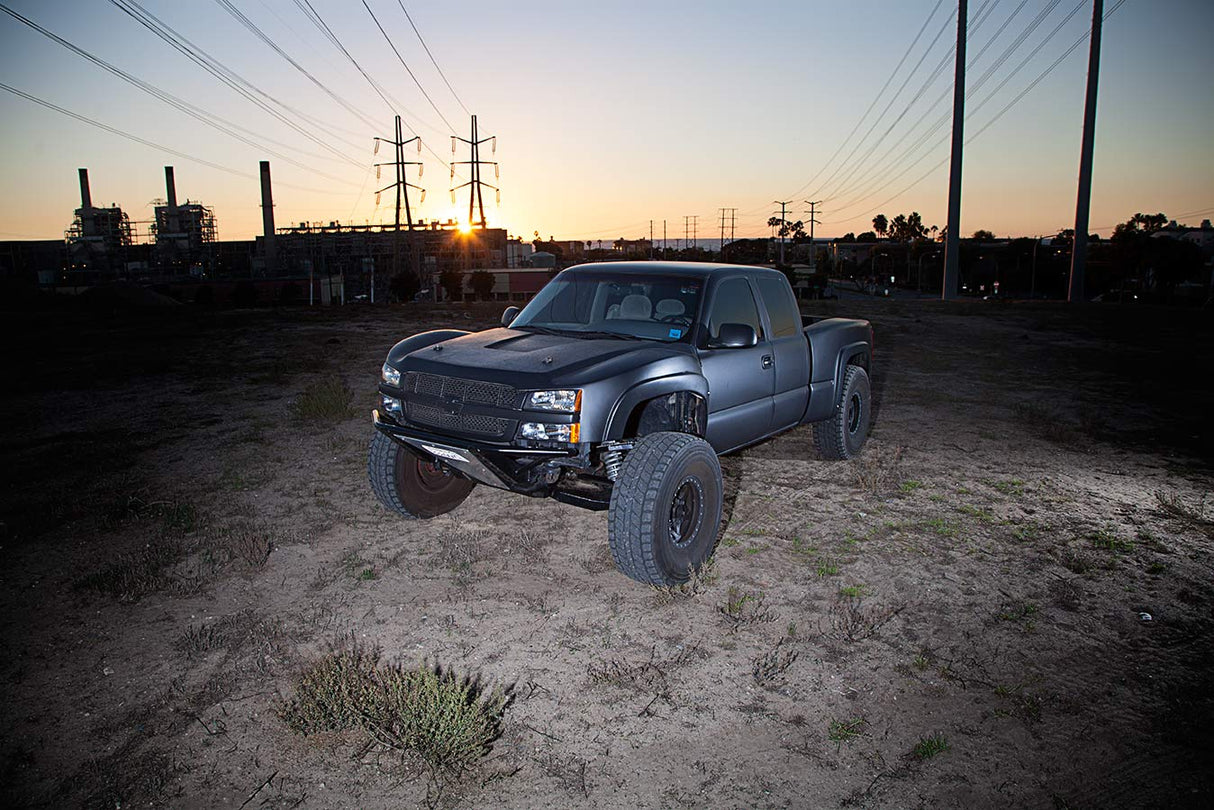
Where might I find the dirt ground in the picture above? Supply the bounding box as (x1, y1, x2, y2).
(1, 294, 1211, 809)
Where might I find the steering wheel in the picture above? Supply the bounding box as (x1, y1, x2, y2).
(658, 314, 692, 325)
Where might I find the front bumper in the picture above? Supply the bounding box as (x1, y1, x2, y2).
(372, 409, 577, 493)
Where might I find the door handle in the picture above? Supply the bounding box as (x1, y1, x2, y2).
(761, 355, 773, 369)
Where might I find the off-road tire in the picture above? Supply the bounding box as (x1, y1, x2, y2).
(812, 364, 871, 460)
(607, 432, 723, 586)
(367, 430, 474, 518)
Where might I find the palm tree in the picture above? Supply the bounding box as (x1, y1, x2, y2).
(873, 214, 889, 240)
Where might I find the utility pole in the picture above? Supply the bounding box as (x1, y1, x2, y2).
(683, 216, 691, 253)
(374, 115, 424, 283)
(451, 114, 498, 229)
(1068, 0, 1103, 303)
(804, 200, 822, 271)
(773, 200, 792, 265)
(649, 220, 654, 260)
(718, 207, 736, 259)
(663, 219, 667, 258)
(690, 215, 699, 254)
(942, 0, 967, 300)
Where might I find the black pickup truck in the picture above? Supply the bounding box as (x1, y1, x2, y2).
(370, 261, 873, 585)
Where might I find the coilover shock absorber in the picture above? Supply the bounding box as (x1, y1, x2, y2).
(599, 441, 633, 481)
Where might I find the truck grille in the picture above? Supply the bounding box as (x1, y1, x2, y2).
(402, 372, 518, 408)
(405, 403, 514, 438)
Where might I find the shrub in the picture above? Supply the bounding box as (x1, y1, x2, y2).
(279, 646, 508, 774)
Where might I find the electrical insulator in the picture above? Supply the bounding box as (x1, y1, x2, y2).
(375, 191, 381, 205)
(450, 191, 455, 203)
(418, 164, 424, 177)
(491, 136, 497, 154)
(374, 139, 380, 155)
(449, 167, 454, 180)
(495, 164, 499, 179)
(496, 190, 501, 205)
(420, 190, 426, 204)
(417, 138, 422, 154)
(376, 165, 381, 180)
(451, 136, 457, 153)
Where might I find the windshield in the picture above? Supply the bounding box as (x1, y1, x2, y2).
(510, 272, 702, 342)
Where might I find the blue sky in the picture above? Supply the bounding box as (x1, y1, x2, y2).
(1, 0, 1211, 242)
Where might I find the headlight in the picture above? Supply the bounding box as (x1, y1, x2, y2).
(381, 394, 403, 416)
(527, 389, 581, 412)
(381, 363, 401, 386)
(519, 422, 580, 443)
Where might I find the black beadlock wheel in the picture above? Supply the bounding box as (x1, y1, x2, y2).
(812, 364, 871, 460)
(367, 430, 474, 518)
(607, 432, 723, 586)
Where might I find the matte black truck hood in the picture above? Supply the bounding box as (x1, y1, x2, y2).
(398, 327, 694, 388)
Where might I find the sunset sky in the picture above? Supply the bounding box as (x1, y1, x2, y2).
(1, 0, 1211, 244)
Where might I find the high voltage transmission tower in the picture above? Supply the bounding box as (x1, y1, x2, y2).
(450, 114, 498, 229)
(804, 200, 822, 270)
(772, 200, 792, 265)
(719, 208, 736, 256)
(374, 114, 424, 278)
(683, 215, 698, 252)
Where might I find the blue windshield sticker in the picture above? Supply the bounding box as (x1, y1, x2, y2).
(668, 328, 682, 338)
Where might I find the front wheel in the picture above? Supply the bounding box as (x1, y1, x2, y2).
(812, 364, 871, 460)
(367, 430, 474, 518)
(607, 432, 723, 586)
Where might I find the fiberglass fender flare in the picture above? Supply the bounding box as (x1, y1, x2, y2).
(385, 329, 472, 367)
(601, 373, 710, 441)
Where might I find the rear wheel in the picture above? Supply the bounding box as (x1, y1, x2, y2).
(812, 365, 871, 460)
(367, 430, 474, 518)
(607, 432, 723, 586)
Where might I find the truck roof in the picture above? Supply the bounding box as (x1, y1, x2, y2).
(562, 261, 784, 279)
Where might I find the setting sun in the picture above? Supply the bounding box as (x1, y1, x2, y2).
(457, 220, 472, 234)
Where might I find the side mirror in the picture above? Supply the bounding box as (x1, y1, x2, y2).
(715, 323, 758, 348)
(501, 306, 520, 327)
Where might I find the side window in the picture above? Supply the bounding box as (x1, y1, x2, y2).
(756, 276, 800, 338)
(706, 277, 762, 342)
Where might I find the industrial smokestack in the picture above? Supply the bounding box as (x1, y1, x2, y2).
(78, 168, 92, 209)
(164, 166, 177, 209)
(259, 160, 277, 273)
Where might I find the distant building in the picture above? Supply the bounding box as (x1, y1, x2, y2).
(1155, 219, 1214, 255)
(506, 237, 534, 268)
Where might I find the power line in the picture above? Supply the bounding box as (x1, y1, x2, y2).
(825, 0, 1129, 228)
(778, 0, 947, 206)
(107, 0, 366, 164)
(394, 0, 470, 116)
(361, 0, 457, 133)
(288, 0, 464, 180)
(211, 0, 382, 132)
(827, 0, 1093, 217)
(0, 3, 359, 185)
(807, 3, 961, 203)
(0, 81, 250, 178)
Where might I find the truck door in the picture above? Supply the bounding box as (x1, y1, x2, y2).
(699, 275, 775, 452)
(755, 274, 811, 430)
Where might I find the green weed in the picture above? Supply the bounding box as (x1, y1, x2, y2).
(912, 732, 950, 760)
(1087, 528, 1133, 553)
(828, 718, 866, 748)
(292, 377, 353, 421)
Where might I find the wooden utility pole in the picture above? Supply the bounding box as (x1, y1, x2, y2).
(1068, 0, 1103, 303)
(942, 0, 967, 300)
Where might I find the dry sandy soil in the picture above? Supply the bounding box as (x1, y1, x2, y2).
(1, 295, 1211, 809)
